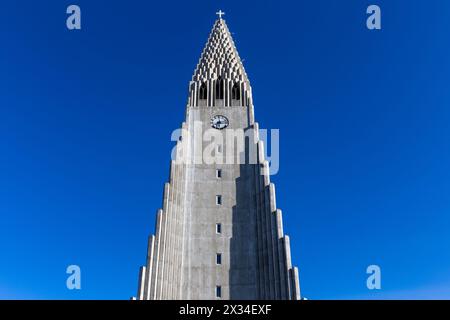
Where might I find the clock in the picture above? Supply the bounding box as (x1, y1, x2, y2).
(211, 115, 229, 130)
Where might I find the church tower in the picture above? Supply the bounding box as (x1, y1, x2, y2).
(136, 13, 301, 300)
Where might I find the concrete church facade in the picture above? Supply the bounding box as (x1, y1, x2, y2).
(135, 14, 300, 300)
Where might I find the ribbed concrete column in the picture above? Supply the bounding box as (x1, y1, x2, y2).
(149, 209, 162, 299)
(283, 235, 293, 299)
(144, 235, 155, 299)
(291, 267, 301, 300)
(264, 183, 275, 298)
(253, 159, 264, 299)
(137, 266, 146, 300)
(275, 210, 287, 299)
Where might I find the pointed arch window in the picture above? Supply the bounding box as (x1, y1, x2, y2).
(199, 82, 207, 100)
(216, 77, 224, 99)
(232, 83, 240, 100)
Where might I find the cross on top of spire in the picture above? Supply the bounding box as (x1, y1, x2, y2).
(216, 10, 225, 19)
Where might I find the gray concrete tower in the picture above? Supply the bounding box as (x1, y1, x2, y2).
(136, 15, 301, 300)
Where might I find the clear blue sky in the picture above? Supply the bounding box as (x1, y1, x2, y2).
(1, 0, 450, 299)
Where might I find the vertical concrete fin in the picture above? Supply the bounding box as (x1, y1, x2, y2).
(254, 163, 266, 299)
(143, 235, 155, 300)
(162, 179, 175, 299)
(263, 184, 275, 298)
(155, 206, 168, 299)
(169, 160, 175, 183)
(253, 122, 259, 141)
(263, 161, 270, 186)
(275, 209, 287, 298)
(283, 235, 293, 299)
(164, 189, 173, 299)
(284, 236, 293, 269)
(275, 209, 284, 239)
(169, 162, 180, 299)
(137, 266, 146, 300)
(276, 230, 287, 298)
(268, 183, 280, 298)
(290, 267, 301, 300)
(269, 183, 276, 213)
(257, 164, 270, 299)
(162, 183, 171, 213)
(173, 164, 185, 299)
(150, 210, 163, 300)
(179, 164, 187, 299)
(257, 140, 265, 164)
(270, 210, 281, 299)
(249, 104, 255, 125)
(169, 163, 178, 299)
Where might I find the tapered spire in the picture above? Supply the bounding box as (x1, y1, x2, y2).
(188, 17, 252, 108)
(192, 18, 249, 84)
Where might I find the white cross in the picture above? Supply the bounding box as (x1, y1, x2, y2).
(216, 10, 225, 19)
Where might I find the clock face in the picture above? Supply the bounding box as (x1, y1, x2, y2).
(211, 115, 229, 130)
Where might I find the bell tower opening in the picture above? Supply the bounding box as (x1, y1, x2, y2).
(232, 83, 240, 100)
(216, 77, 224, 100)
(199, 82, 208, 100)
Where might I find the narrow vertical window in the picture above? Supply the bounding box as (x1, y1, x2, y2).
(216, 286, 222, 298)
(216, 253, 222, 265)
(216, 144, 222, 153)
(216, 223, 222, 234)
(216, 195, 222, 205)
(216, 169, 222, 179)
